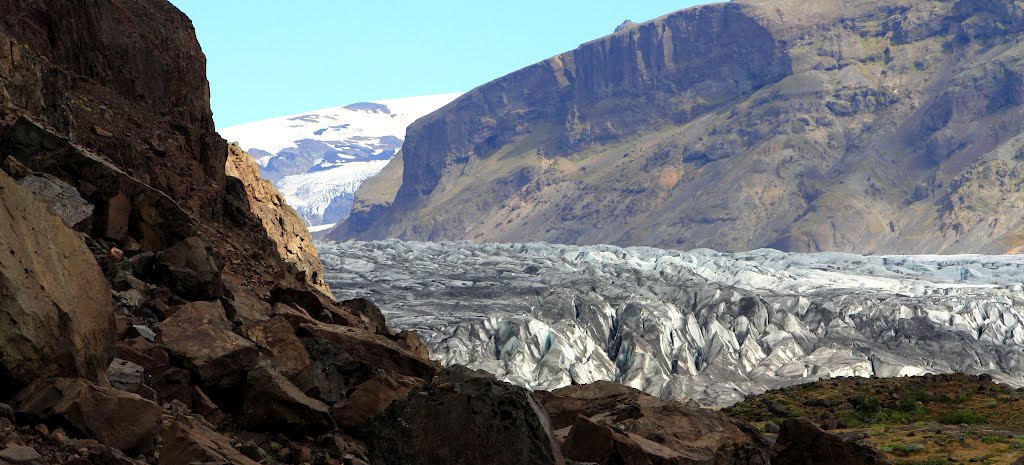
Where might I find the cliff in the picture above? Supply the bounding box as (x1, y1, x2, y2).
(332, 0, 1024, 254)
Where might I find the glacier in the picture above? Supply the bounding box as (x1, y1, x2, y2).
(219, 93, 461, 226)
(318, 240, 1024, 406)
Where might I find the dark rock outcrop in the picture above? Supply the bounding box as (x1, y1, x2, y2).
(367, 368, 566, 465)
(238, 367, 334, 436)
(771, 418, 891, 465)
(12, 378, 161, 453)
(536, 382, 772, 465)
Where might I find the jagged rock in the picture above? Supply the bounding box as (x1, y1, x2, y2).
(330, 373, 418, 428)
(0, 170, 115, 395)
(0, 404, 12, 422)
(336, 298, 390, 336)
(292, 338, 379, 404)
(158, 300, 258, 389)
(0, 0, 225, 220)
(0, 118, 198, 250)
(12, 378, 161, 453)
(0, 445, 41, 465)
(537, 382, 771, 465)
(153, 237, 224, 300)
(239, 367, 334, 436)
(222, 274, 272, 324)
(158, 414, 259, 465)
(225, 144, 332, 296)
(271, 286, 385, 334)
(130, 325, 156, 342)
(17, 174, 93, 230)
(301, 324, 438, 381)
(106, 358, 145, 395)
(772, 418, 891, 465)
(190, 387, 225, 427)
(239, 316, 310, 378)
(368, 367, 565, 465)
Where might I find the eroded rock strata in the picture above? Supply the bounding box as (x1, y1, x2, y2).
(332, 0, 1024, 255)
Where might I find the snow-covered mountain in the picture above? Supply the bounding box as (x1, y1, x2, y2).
(219, 93, 461, 227)
(319, 240, 1024, 406)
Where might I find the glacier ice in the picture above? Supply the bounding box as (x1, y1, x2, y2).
(317, 240, 1024, 406)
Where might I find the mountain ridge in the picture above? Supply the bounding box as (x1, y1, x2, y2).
(331, 0, 1024, 255)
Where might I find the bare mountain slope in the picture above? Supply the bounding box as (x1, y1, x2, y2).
(331, 0, 1024, 254)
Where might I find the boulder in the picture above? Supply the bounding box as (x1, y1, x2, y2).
(11, 378, 161, 453)
(158, 301, 258, 389)
(0, 445, 41, 465)
(536, 381, 772, 465)
(158, 414, 259, 465)
(239, 316, 310, 377)
(330, 373, 419, 428)
(239, 367, 334, 436)
(0, 170, 115, 395)
(18, 174, 93, 230)
(301, 324, 438, 381)
(772, 418, 891, 465)
(106, 358, 146, 396)
(367, 367, 564, 465)
(153, 237, 224, 300)
(291, 338, 379, 404)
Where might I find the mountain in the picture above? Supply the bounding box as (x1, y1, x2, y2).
(331, 0, 1024, 255)
(320, 239, 1024, 406)
(220, 94, 460, 227)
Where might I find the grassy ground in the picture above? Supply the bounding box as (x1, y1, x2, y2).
(725, 374, 1024, 465)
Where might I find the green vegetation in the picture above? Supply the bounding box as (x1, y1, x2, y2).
(938, 410, 987, 425)
(726, 374, 1024, 464)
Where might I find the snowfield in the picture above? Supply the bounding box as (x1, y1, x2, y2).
(318, 239, 1024, 406)
(219, 93, 461, 226)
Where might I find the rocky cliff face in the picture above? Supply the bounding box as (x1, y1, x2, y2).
(333, 0, 1024, 254)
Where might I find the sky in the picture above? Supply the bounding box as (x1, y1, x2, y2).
(167, 0, 710, 129)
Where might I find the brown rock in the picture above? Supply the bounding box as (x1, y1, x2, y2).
(536, 381, 771, 465)
(0, 170, 115, 396)
(225, 144, 333, 297)
(335, 298, 390, 336)
(105, 192, 131, 241)
(222, 273, 272, 325)
(0, 445, 41, 465)
(190, 387, 225, 427)
(367, 367, 564, 465)
(92, 126, 113, 138)
(330, 373, 419, 429)
(239, 316, 310, 377)
(158, 300, 258, 389)
(239, 367, 334, 436)
(301, 324, 438, 381)
(147, 366, 192, 407)
(12, 378, 160, 453)
(153, 237, 224, 300)
(1, 118, 198, 251)
(772, 418, 891, 465)
(158, 415, 259, 465)
(106, 358, 145, 395)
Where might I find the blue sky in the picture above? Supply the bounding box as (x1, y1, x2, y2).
(168, 1, 710, 128)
